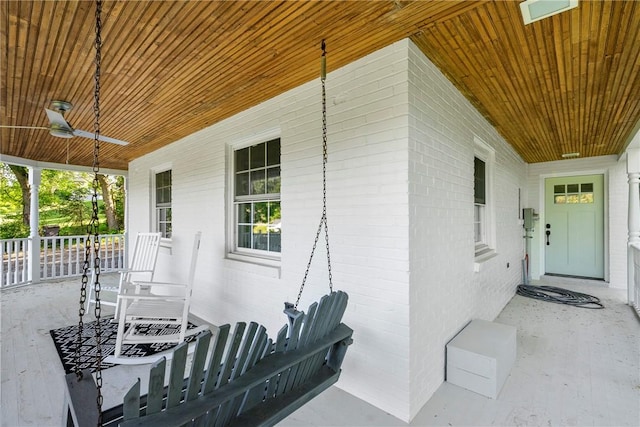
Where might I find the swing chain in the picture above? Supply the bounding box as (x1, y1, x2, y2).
(75, 1, 104, 424)
(92, 0, 104, 420)
(294, 40, 332, 309)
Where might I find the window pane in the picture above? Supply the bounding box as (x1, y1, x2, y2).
(253, 202, 268, 225)
(267, 139, 280, 166)
(156, 170, 171, 187)
(238, 203, 251, 224)
(236, 172, 250, 196)
(156, 187, 170, 203)
(474, 204, 484, 243)
(474, 157, 486, 205)
(251, 170, 266, 195)
(567, 184, 579, 193)
(268, 201, 281, 225)
(253, 231, 268, 251)
(555, 195, 566, 204)
(581, 183, 593, 192)
(237, 225, 251, 249)
(267, 167, 281, 193)
(236, 147, 249, 172)
(580, 193, 594, 203)
(250, 143, 266, 169)
(269, 233, 281, 252)
(554, 185, 565, 194)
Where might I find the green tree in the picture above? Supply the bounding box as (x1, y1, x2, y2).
(0, 163, 125, 238)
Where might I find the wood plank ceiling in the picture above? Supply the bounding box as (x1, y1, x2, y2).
(1, 1, 639, 170)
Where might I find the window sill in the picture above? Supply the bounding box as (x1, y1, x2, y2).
(225, 253, 281, 279)
(159, 238, 172, 252)
(474, 247, 497, 272)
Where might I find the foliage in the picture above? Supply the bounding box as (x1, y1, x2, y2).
(0, 163, 125, 239)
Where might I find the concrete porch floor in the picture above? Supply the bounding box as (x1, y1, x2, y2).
(1, 275, 638, 426)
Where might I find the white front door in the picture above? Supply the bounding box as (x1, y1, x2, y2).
(544, 175, 604, 279)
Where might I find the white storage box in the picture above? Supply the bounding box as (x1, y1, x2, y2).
(446, 319, 516, 399)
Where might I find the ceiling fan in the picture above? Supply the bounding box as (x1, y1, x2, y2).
(0, 100, 129, 145)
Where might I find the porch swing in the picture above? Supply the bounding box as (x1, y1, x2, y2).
(64, 3, 352, 426)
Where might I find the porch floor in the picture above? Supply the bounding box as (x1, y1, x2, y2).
(1, 275, 638, 426)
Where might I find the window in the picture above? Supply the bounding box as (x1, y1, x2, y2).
(154, 169, 172, 238)
(474, 137, 495, 260)
(233, 138, 281, 256)
(554, 183, 594, 204)
(474, 157, 486, 244)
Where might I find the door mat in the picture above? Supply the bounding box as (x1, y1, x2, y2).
(50, 318, 198, 373)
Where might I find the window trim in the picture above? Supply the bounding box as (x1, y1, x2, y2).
(227, 129, 282, 264)
(151, 163, 172, 242)
(474, 137, 496, 262)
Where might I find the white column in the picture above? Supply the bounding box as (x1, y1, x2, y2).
(627, 149, 640, 305)
(28, 167, 41, 284)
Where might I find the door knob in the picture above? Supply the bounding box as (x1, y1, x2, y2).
(545, 224, 551, 245)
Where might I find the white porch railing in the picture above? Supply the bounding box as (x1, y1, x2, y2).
(631, 244, 640, 317)
(1, 234, 125, 288)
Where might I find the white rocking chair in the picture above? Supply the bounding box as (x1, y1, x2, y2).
(111, 232, 209, 362)
(85, 232, 162, 320)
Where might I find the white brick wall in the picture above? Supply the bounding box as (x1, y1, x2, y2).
(128, 39, 535, 422)
(129, 40, 413, 420)
(526, 155, 628, 288)
(407, 40, 527, 419)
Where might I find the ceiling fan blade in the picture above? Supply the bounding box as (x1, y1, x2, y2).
(0, 125, 49, 130)
(73, 128, 129, 146)
(44, 108, 72, 129)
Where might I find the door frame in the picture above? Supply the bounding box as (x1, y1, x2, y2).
(537, 169, 609, 282)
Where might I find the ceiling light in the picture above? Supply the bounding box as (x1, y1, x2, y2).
(520, 0, 578, 25)
(561, 152, 580, 159)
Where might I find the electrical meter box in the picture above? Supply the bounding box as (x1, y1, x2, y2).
(523, 208, 537, 230)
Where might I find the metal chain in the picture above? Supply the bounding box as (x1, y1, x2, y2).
(295, 40, 332, 309)
(75, 1, 103, 425)
(92, 1, 104, 423)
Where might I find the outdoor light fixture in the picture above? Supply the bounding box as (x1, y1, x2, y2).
(561, 152, 580, 159)
(520, 0, 578, 25)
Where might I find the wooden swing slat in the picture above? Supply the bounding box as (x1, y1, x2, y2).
(146, 357, 166, 415)
(274, 313, 305, 397)
(265, 325, 288, 398)
(185, 329, 212, 401)
(301, 292, 348, 388)
(167, 341, 188, 409)
(202, 324, 230, 395)
(122, 379, 140, 421)
(218, 322, 246, 388)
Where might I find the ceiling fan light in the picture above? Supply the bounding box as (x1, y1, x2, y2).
(49, 124, 74, 138)
(520, 0, 578, 25)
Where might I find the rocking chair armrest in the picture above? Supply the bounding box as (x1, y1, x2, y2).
(131, 280, 188, 288)
(118, 268, 155, 275)
(120, 281, 187, 294)
(117, 293, 186, 301)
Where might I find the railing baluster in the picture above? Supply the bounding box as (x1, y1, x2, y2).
(11, 242, 19, 283)
(1, 240, 5, 287)
(21, 239, 28, 284)
(1, 233, 124, 288)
